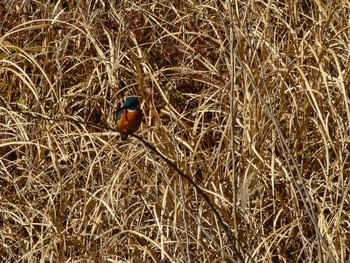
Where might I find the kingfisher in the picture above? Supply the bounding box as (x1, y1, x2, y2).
(115, 97, 142, 140)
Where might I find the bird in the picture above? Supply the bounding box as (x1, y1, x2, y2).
(115, 97, 142, 140)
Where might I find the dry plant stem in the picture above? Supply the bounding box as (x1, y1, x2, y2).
(134, 135, 247, 263)
(228, 0, 239, 256)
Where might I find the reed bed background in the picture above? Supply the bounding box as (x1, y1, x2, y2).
(0, 0, 349, 262)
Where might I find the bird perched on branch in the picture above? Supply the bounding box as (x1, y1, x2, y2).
(115, 97, 142, 140)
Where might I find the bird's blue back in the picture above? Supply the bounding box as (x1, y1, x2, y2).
(124, 97, 140, 110)
(116, 97, 140, 120)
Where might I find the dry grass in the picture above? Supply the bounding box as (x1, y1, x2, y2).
(0, 0, 349, 262)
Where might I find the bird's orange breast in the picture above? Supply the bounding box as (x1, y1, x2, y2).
(117, 109, 142, 133)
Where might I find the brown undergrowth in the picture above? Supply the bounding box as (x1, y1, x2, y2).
(0, 0, 349, 262)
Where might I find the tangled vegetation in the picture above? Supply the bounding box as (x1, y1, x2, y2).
(0, 0, 349, 262)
